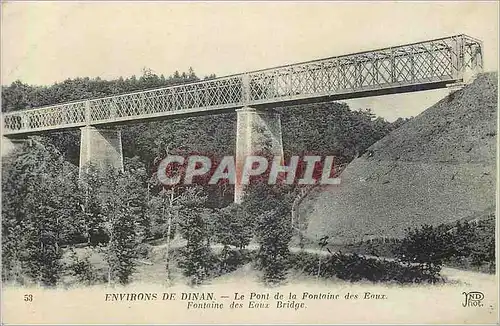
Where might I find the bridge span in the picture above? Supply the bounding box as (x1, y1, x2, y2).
(1, 34, 484, 202)
(2, 34, 483, 136)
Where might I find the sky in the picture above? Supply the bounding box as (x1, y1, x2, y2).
(1, 1, 498, 121)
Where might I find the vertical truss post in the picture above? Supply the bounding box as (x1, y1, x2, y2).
(241, 74, 251, 105)
(85, 100, 91, 125)
(21, 115, 29, 130)
(410, 48, 415, 80)
(354, 60, 360, 88)
(390, 49, 396, 83)
(111, 99, 117, 119)
(468, 38, 484, 74)
(451, 36, 464, 80)
(340, 63, 346, 89)
(476, 40, 484, 69)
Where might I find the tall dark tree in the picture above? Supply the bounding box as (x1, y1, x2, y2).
(215, 203, 253, 250)
(243, 182, 294, 285)
(2, 140, 83, 286)
(176, 187, 213, 285)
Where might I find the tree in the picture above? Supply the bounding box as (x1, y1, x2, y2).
(80, 164, 146, 285)
(152, 187, 183, 282)
(243, 182, 294, 285)
(176, 187, 213, 285)
(215, 203, 253, 250)
(395, 224, 455, 281)
(255, 203, 292, 285)
(2, 139, 84, 286)
(449, 220, 477, 257)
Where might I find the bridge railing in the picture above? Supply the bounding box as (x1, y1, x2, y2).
(245, 34, 483, 103)
(2, 34, 482, 135)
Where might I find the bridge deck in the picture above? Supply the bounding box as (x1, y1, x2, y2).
(2, 34, 483, 136)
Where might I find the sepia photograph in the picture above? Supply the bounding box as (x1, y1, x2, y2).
(1, 1, 499, 324)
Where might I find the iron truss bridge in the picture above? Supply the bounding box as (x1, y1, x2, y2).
(2, 34, 483, 136)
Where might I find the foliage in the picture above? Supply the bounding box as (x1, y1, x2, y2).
(445, 218, 496, 273)
(394, 224, 455, 280)
(214, 204, 253, 249)
(80, 165, 147, 285)
(280, 104, 403, 164)
(211, 248, 254, 277)
(176, 187, 213, 285)
(342, 218, 495, 274)
(1, 140, 84, 286)
(176, 248, 253, 280)
(393, 219, 496, 276)
(290, 251, 439, 284)
(64, 249, 101, 285)
(243, 182, 294, 285)
(217, 248, 253, 275)
(342, 238, 401, 258)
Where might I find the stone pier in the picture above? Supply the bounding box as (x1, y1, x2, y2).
(234, 107, 284, 203)
(79, 126, 124, 177)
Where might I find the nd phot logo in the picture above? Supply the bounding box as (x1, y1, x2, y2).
(462, 291, 484, 307)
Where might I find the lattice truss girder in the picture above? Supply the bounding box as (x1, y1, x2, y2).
(3, 34, 482, 135)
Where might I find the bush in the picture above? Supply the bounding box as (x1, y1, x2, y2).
(214, 204, 253, 249)
(343, 238, 400, 258)
(394, 219, 496, 275)
(255, 207, 292, 285)
(65, 250, 102, 285)
(445, 218, 495, 273)
(136, 243, 152, 259)
(178, 242, 212, 286)
(394, 224, 454, 281)
(217, 248, 253, 275)
(290, 251, 439, 284)
(177, 248, 253, 281)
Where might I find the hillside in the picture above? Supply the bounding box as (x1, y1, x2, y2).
(302, 72, 497, 243)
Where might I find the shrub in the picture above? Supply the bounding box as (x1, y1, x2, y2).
(214, 204, 253, 249)
(445, 218, 496, 273)
(136, 243, 152, 259)
(177, 244, 214, 285)
(217, 248, 253, 275)
(255, 207, 293, 285)
(65, 250, 101, 285)
(290, 251, 439, 284)
(343, 238, 400, 258)
(394, 219, 496, 276)
(394, 224, 454, 281)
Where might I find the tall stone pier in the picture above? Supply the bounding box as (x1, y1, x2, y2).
(79, 126, 124, 178)
(234, 107, 284, 203)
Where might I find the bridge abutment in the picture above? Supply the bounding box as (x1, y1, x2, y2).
(234, 107, 284, 203)
(79, 126, 124, 178)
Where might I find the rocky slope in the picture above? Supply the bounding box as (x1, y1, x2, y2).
(302, 72, 497, 243)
